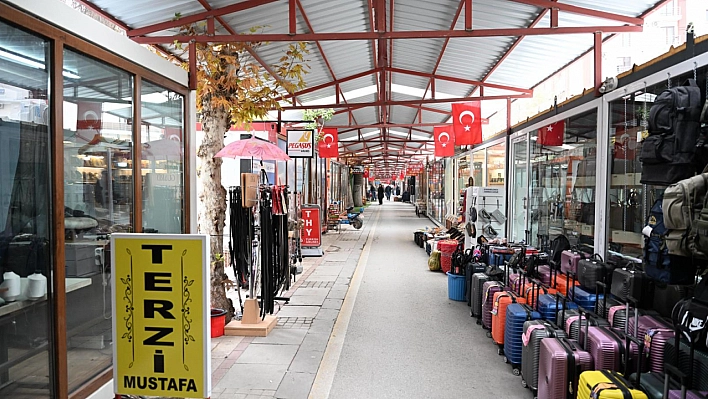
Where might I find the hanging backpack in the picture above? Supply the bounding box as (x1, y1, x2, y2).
(640, 79, 705, 186)
(644, 196, 697, 285)
(548, 234, 571, 271)
(673, 277, 708, 351)
(662, 172, 708, 259)
(693, 190, 708, 256)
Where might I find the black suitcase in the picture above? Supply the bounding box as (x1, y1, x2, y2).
(611, 266, 645, 304)
(466, 261, 487, 305)
(663, 338, 708, 391)
(653, 282, 693, 318)
(470, 273, 491, 318)
(577, 254, 615, 291)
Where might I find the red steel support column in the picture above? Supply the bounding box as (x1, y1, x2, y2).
(594, 31, 602, 96)
(550, 7, 559, 28)
(465, 0, 472, 30)
(289, 0, 296, 35)
(506, 98, 512, 133)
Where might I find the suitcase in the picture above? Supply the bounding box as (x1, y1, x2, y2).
(537, 294, 578, 324)
(586, 324, 639, 372)
(608, 305, 639, 332)
(626, 315, 671, 344)
(664, 338, 708, 391)
(577, 254, 614, 291)
(551, 269, 578, 297)
(565, 312, 611, 342)
(471, 273, 492, 319)
(638, 371, 680, 399)
(577, 370, 648, 399)
(537, 337, 593, 399)
(508, 273, 522, 293)
(466, 263, 486, 305)
(560, 250, 583, 275)
(521, 320, 567, 393)
(482, 281, 504, 331)
(504, 303, 541, 374)
(653, 283, 693, 319)
(522, 282, 555, 309)
(492, 291, 526, 347)
(645, 327, 676, 374)
(611, 267, 645, 303)
(571, 285, 604, 312)
(598, 295, 623, 319)
(537, 265, 553, 286)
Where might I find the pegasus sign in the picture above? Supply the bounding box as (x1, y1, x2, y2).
(286, 129, 314, 158)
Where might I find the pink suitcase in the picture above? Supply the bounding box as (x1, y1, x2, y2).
(560, 250, 583, 275)
(537, 265, 552, 286)
(482, 281, 504, 331)
(585, 325, 640, 373)
(537, 337, 593, 399)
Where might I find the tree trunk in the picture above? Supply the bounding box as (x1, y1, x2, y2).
(196, 108, 233, 323)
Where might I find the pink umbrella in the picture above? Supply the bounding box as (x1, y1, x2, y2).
(214, 137, 291, 161)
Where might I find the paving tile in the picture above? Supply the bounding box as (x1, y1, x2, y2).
(286, 295, 327, 306)
(236, 344, 299, 365)
(274, 371, 316, 399)
(315, 308, 340, 321)
(252, 328, 307, 345)
(275, 306, 320, 318)
(310, 266, 343, 276)
(303, 274, 337, 282)
(291, 288, 330, 296)
(321, 298, 343, 310)
(215, 364, 287, 391)
(288, 349, 325, 373)
(326, 289, 348, 299)
(307, 319, 335, 334)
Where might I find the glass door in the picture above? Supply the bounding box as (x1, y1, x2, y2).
(510, 136, 528, 243)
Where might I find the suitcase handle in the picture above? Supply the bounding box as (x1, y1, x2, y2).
(624, 333, 644, 385)
(596, 281, 608, 318)
(663, 363, 688, 399)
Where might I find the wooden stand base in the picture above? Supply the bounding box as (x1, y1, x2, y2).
(224, 316, 277, 337)
(223, 298, 277, 337)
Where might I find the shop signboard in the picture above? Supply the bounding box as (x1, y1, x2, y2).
(111, 234, 210, 399)
(301, 205, 321, 247)
(286, 129, 314, 158)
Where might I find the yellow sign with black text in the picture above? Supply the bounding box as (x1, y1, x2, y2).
(111, 234, 210, 398)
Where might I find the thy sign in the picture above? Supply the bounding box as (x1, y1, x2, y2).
(301, 205, 321, 247)
(111, 234, 210, 398)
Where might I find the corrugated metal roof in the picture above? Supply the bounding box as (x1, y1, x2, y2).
(72, 0, 664, 163)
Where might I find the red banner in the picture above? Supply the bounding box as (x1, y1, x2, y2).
(317, 128, 339, 158)
(434, 125, 455, 157)
(537, 120, 565, 146)
(301, 206, 321, 247)
(452, 101, 482, 145)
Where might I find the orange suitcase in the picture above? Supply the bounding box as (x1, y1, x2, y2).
(491, 291, 526, 347)
(522, 282, 557, 308)
(551, 270, 578, 296)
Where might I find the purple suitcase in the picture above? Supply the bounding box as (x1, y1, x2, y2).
(537, 337, 593, 399)
(668, 391, 708, 398)
(608, 304, 638, 332)
(507, 273, 521, 293)
(560, 250, 582, 275)
(482, 281, 504, 331)
(627, 314, 671, 342)
(537, 265, 552, 286)
(586, 325, 640, 372)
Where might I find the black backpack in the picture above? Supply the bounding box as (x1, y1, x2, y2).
(548, 234, 571, 270)
(640, 79, 705, 186)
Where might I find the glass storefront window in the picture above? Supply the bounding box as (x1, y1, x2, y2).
(0, 20, 53, 398)
(487, 143, 506, 186)
(472, 150, 485, 186)
(140, 81, 184, 234)
(62, 48, 134, 391)
(428, 160, 445, 223)
(529, 109, 598, 250)
(606, 67, 707, 260)
(511, 138, 528, 243)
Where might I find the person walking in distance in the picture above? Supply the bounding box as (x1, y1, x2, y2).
(377, 184, 384, 205)
(385, 184, 392, 201)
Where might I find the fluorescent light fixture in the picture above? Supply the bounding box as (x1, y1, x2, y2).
(0, 49, 80, 79)
(391, 83, 457, 99)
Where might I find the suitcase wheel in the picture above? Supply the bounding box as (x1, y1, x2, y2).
(503, 356, 509, 363)
(486, 331, 492, 338)
(498, 348, 504, 356)
(512, 368, 520, 376)
(521, 379, 527, 388)
(476, 319, 481, 325)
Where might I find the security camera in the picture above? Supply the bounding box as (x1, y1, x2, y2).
(599, 76, 618, 94)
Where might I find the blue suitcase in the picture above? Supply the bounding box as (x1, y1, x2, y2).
(537, 293, 578, 323)
(504, 303, 541, 375)
(570, 285, 603, 311)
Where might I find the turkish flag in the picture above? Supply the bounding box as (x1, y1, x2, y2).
(76, 101, 102, 142)
(538, 120, 565, 146)
(318, 128, 339, 158)
(363, 169, 369, 179)
(434, 125, 455, 157)
(452, 102, 482, 145)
